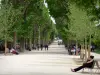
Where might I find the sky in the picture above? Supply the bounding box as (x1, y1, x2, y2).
(44, 0, 56, 24)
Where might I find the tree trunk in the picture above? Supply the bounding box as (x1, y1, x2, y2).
(33, 38, 36, 47)
(67, 40, 69, 49)
(20, 38, 25, 52)
(76, 39, 78, 55)
(24, 38, 27, 50)
(38, 26, 40, 46)
(88, 34, 91, 58)
(29, 38, 32, 50)
(4, 39, 8, 55)
(85, 37, 87, 61)
(14, 32, 17, 49)
(80, 44, 83, 59)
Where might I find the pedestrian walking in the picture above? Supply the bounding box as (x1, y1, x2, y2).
(40, 44, 43, 50)
(91, 45, 95, 52)
(45, 44, 48, 50)
(37, 44, 39, 50)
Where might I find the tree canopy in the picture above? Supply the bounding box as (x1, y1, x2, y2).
(0, 0, 100, 52)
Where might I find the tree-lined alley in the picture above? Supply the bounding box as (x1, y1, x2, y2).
(0, 0, 100, 57)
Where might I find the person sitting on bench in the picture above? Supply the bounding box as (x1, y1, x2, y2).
(71, 55, 94, 72)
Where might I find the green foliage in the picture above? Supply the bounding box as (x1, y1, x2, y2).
(0, 0, 99, 47)
(46, 0, 70, 41)
(0, 0, 55, 45)
(69, 0, 100, 19)
(0, 2, 22, 41)
(68, 3, 97, 43)
(69, 0, 97, 9)
(46, 0, 69, 18)
(67, 1, 100, 47)
(95, 49, 100, 54)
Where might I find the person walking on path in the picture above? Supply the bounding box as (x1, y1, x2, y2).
(45, 44, 48, 51)
(91, 45, 95, 52)
(71, 55, 94, 72)
(37, 44, 39, 50)
(73, 45, 76, 55)
(40, 44, 43, 51)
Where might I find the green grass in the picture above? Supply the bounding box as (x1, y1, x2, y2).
(95, 49, 100, 54)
